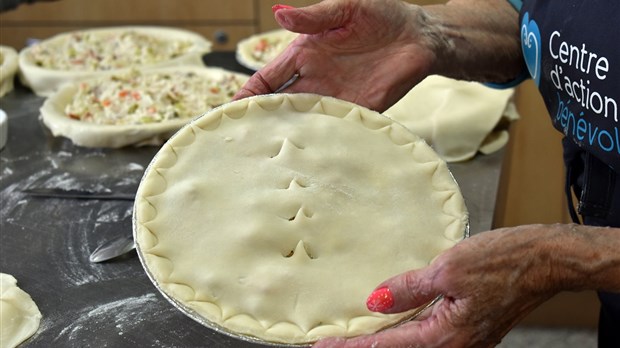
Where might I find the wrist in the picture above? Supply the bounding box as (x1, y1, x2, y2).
(548, 224, 620, 293)
(419, 0, 524, 83)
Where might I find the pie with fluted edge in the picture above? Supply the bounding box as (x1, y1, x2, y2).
(133, 93, 468, 345)
(19, 26, 212, 96)
(236, 29, 298, 71)
(39, 66, 248, 148)
(0, 45, 18, 98)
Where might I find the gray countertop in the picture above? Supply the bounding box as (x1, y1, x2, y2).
(0, 52, 504, 348)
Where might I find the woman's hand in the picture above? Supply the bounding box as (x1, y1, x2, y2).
(234, 0, 438, 112)
(234, 0, 523, 112)
(313, 224, 620, 348)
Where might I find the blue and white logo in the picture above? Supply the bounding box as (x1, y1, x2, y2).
(521, 13, 542, 86)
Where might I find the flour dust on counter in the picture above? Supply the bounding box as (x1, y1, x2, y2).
(1, 162, 14, 177)
(0, 151, 141, 287)
(51, 293, 165, 343)
(94, 201, 134, 223)
(0, 168, 54, 223)
(39, 171, 112, 193)
(47, 205, 136, 287)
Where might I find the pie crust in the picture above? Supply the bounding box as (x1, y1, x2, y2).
(0, 45, 18, 98)
(134, 93, 468, 345)
(384, 75, 517, 162)
(0, 273, 42, 348)
(19, 26, 212, 96)
(39, 66, 249, 148)
(236, 29, 298, 71)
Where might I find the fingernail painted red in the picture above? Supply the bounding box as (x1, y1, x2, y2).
(366, 287, 394, 312)
(272, 4, 295, 13)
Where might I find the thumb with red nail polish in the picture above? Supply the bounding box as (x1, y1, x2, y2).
(271, 1, 346, 35)
(366, 286, 395, 312)
(366, 269, 439, 314)
(272, 4, 295, 13)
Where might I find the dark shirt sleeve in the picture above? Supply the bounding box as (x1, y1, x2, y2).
(1, 0, 37, 12)
(506, 0, 523, 11)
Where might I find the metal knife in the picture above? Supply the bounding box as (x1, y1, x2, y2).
(23, 188, 135, 200)
(89, 234, 136, 263)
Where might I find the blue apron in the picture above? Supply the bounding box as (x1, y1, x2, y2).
(519, 1, 620, 346)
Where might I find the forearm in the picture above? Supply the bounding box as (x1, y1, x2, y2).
(417, 0, 525, 83)
(545, 224, 620, 293)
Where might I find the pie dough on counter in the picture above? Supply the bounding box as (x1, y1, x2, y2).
(385, 75, 519, 162)
(0, 46, 18, 98)
(0, 273, 42, 348)
(134, 93, 468, 345)
(18, 26, 212, 97)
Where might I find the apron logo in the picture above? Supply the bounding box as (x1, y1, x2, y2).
(521, 13, 542, 86)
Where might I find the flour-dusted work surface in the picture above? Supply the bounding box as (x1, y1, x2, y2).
(0, 81, 265, 348)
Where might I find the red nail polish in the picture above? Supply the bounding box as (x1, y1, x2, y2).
(272, 4, 295, 13)
(366, 287, 394, 312)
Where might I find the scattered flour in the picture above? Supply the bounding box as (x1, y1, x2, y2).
(53, 293, 166, 343)
(0, 169, 52, 221)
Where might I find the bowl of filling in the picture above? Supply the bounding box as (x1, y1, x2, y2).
(19, 26, 212, 96)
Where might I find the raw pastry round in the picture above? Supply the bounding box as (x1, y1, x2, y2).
(0, 46, 18, 98)
(19, 26, 212, 96)
(134, 93, 468, 345)
(39, 66, 249, 148)
(384, 75, 517, 162)
(0, 273, 42, 348)
(236, 29, 298, 71)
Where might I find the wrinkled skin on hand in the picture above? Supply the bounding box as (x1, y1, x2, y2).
(233, 0, 437, 112)
(313, 225, 576, 348)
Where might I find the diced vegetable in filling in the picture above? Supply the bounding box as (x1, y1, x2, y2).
(29, 31, 195, 71)
(65, 69, 245, 125)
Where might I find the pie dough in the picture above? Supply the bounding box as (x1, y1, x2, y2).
(385, 75, 518, 162)
(0, 273, 42, 348)
(39, 66, 249, 148)
(134, 93, 468, 344)
(18, 26, 212, 96)
(236, 29, 298, 71)
(0, 46, 18, 98)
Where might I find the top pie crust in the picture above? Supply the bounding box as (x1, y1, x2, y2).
(134, 93, 468, 345)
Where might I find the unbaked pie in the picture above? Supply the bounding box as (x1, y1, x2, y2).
(133, 93, 468, 345)
(236, 29, 298, 71)
(0, 45, 18, 98)
(19, 26, 212, 96)
(39, 66, 248, 148)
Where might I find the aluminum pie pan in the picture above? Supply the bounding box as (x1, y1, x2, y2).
(132, 93, 470, 347)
